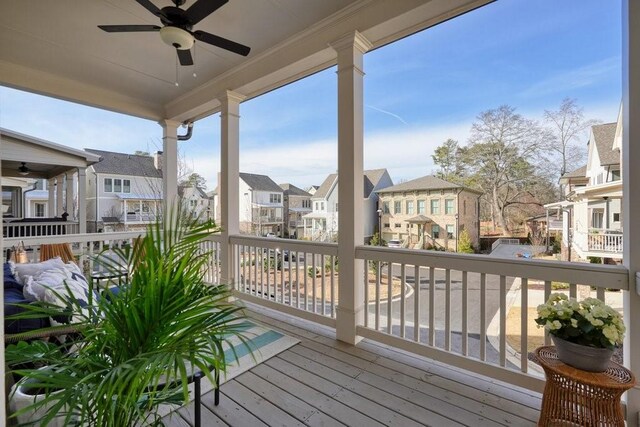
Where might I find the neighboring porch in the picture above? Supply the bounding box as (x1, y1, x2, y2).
(164, 304, 542, 427)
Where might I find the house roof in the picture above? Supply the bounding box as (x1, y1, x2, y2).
(377, 175, 481, 194)
(561, 165, 588, 180)
(592, 123, 619, 166)
(279, 183, 311, 197)
(364, 168, 388, 197)
(239, 172, 282, 193)
(178, 184, 209, 199)
(85, 149, 162, 178)
(313, 169, 390, 200)
(313, 174, 338, 199)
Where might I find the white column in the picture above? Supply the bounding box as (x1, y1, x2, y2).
(56, 174, 64, 216)
(65, 171, 75, 218)
(160, 119, 180, 211)
(48, 178, 56, 217)
(219, 91, 245, 285)
(77, 168, 87, 233)
(623, 2, 640, 425)
(0, 133, 5, 422)
(331, 31, 372, 344)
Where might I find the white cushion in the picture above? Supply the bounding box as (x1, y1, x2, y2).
(23, 262, 95, 326)
(13, 257, 66, 286)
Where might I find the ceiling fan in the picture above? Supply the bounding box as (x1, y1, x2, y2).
(98, 0, 250, 66)
(18, 162, 30, 176)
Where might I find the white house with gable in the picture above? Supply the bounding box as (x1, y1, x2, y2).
(303, 169, 393, 242)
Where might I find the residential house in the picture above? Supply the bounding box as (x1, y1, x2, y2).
(279, 183, 312, 238)
(376, 175, 482, 251)
(303, 169, 393, 242)
(214, 173, 284, 236)
(548, 116, 623, 262)
(306, 185, 319, 196)
(178, 184, 211, 221)
(1, 128, 100, 235)
(85, 149, 163, 232)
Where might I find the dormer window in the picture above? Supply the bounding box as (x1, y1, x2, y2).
(270, 193, 282, 203)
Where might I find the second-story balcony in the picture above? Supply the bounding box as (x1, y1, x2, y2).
(573, 229, 624, 259)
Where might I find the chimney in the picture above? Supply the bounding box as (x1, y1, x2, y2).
(154, 151, 163, 171)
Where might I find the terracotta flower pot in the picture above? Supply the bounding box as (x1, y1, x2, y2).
(551, 335, 614, 372)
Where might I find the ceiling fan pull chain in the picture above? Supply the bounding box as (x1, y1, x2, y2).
(193, 45, 197, 78)
(175, 54, 180, 87)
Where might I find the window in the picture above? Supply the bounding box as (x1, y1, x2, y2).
(446, 224, 455, 239)
(270, 193, 282, 203)
(321, 202, 325, 210)
(114, 179, 122, 192)
(394, 223, 402, 228)
(335, 203, 339, 212)
(432, 225, 440, 239)
(123, 179, 131, 193)
(383, 201, 390, 214)
(394, 201, 402, 214)
(613, 213, 621, 222)
(2, 187, 20, 217)
(430, 199, 440, 215)
(417, 200, 425, 214)
(445, 199, 455, 215)
(104, 178, 112, 192)
(592, 211, 604, 229)
(463, 200, 467, 215)
(611, 169, 621, 181)
(303, 199, 311, 209)
(406, 201, 414, 215)
(35, 203, 46, 218)
(383, 223, 390, 228)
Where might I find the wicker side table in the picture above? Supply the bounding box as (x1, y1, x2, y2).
(536, 346, 635, 427)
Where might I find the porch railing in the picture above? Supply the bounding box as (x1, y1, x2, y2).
(3, 221, 80, 238)
(355, 246, 628, 392)
(229, 235, 338, 328)
(588, 232, 624, 253)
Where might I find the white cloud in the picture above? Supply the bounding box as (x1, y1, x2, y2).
(192, 121, 473, 190)
(518, 57, 620, 98)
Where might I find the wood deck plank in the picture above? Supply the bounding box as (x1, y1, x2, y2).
(278, 348, 461, 427)
(163, 304, 542, 427)
(287, 345, 503, 427)
(235, 370, 326, 423)
(252, 363, 385, 427)
(248, 307, 540, 424)
(221, 379, 307, 427)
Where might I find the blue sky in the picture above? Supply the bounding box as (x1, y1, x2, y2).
(0, 0, 622, 190)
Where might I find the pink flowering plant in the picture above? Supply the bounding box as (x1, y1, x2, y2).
(535, 293, 625, 350)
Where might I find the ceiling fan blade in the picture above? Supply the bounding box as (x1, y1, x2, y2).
(177, 49, 194, 66)
(98, 25, 160, 33)
(186, 0, 228, 25)
(193, 30, 250, 56)
(135, 0, 162, 17)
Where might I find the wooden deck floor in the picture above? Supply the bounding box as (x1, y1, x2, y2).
(164, 304, 542, 426)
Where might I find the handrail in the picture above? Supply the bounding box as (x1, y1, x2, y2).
(356, 245, 628, 290)
(5, 231, 144, 246)
(229, 234, 338, 256)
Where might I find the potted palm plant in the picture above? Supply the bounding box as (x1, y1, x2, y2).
(6, 204, 251, 426)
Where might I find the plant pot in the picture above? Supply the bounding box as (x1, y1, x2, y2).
(10, 369, 66, 427)
(551, 335, 614, 372)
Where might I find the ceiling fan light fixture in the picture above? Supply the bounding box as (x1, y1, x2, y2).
(160, 26, 194, 50)
(18, 162, 30, 176)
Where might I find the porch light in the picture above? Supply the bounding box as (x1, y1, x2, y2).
(159, 26, 194, 50)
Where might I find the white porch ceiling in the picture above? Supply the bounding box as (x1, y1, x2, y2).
(0, 0, 491, 123)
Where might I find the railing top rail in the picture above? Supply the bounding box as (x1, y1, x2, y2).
(356, 245, 629, 290)
(5, 231, 145, 246)
(204, 233, 224, 243)
(3, 221, 80, 226)
(230, 234, 338, 255)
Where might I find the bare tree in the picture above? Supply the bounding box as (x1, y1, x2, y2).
(465, 105, 551, 233)
(544, 98, 599, 181)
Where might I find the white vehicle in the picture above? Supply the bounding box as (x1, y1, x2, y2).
(265, 232, 277, 238)
(387, 239, 402, 248)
